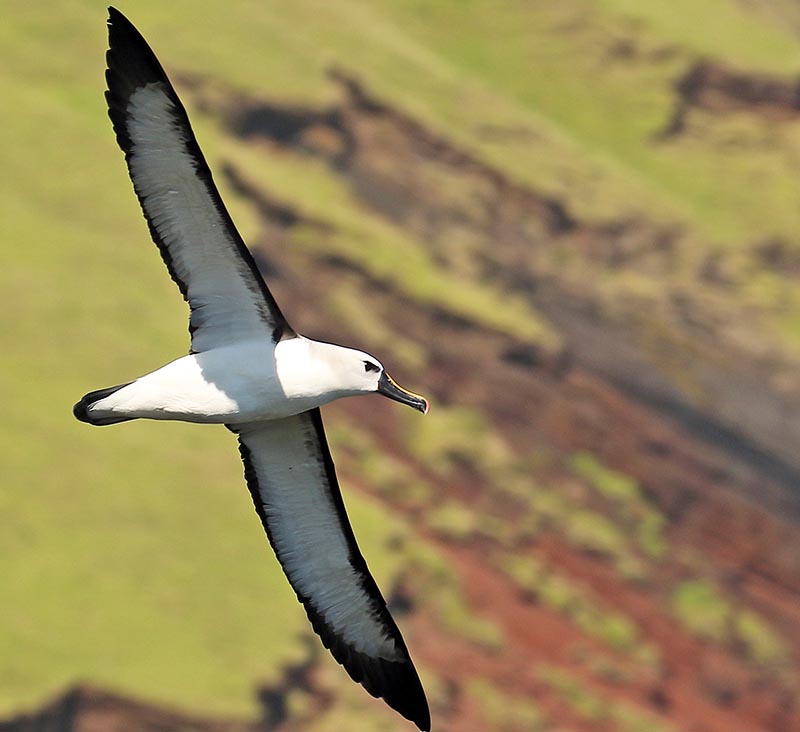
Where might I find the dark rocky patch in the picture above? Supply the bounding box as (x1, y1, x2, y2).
(0, 686, 260, 732)
(659, 60, 800, 138)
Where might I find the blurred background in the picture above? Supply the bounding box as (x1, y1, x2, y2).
(3, 1, 800, 730)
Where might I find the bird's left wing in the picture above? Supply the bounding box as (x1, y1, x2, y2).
(231, 410, 430, 731)
(105, 8, 293, 352)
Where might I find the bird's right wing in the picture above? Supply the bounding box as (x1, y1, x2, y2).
(230, 410, 430, 731)
(105, 8, 294, 352)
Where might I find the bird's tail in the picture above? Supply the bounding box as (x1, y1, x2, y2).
(73, 383, 136, 426)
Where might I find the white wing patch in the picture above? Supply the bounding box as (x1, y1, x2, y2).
(237, 415, 401, 660)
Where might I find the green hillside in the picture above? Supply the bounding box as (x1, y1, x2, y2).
(3, 2, 800, 730)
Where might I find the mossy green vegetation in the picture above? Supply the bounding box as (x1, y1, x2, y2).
(426, 501, 480, 541)
(466, 677, 547, 731)
(671, 580, 730, 642)
(539, 665, 674, 732)
(397, 415, 664, 578)
(428, 576, 506, 653)
(327, 419, 433, 508)
(735, 610, 788, 667)
(571, 452, 641, 504)
(399, 545, 505, 652)
(506, 477, 650, 581)
(570, 452, 668, 560)
(563, 509, 629, 559)
(496, 553, 659, 666)
(670, 580, 789, 667)
(402, 404, 512, 479)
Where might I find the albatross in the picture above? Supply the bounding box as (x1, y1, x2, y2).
(73, 8, 430, 730)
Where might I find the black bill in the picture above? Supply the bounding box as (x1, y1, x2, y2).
(377, 372, 429, 414)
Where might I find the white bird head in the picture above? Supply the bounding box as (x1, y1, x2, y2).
(276, 337, 429, 414)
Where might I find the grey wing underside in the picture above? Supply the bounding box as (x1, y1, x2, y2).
(105, 8, 293, 352)
(232, 410, 430, 731)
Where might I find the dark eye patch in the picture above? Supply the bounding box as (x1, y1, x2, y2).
(364, 361, 380, 373)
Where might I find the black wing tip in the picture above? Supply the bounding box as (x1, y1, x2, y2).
(308, 606, 430, 729)
(106, 6, 146, 54)
(107, 6, 125, 24)
(333, 642, 430, 730)
(107, 6, 145, 42)
(375, 659, 430, 731)
(359, 655, 431, 731)
(105, 6, 170, 96)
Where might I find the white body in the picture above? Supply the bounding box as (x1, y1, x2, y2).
(88, 337, 375, 424)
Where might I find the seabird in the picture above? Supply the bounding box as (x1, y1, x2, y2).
(73, 8, 430, 730)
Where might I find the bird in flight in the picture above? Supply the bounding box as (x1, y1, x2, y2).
(74, 8, 430, 729)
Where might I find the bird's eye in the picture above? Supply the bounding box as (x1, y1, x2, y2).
(364, 361, 380, 373)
